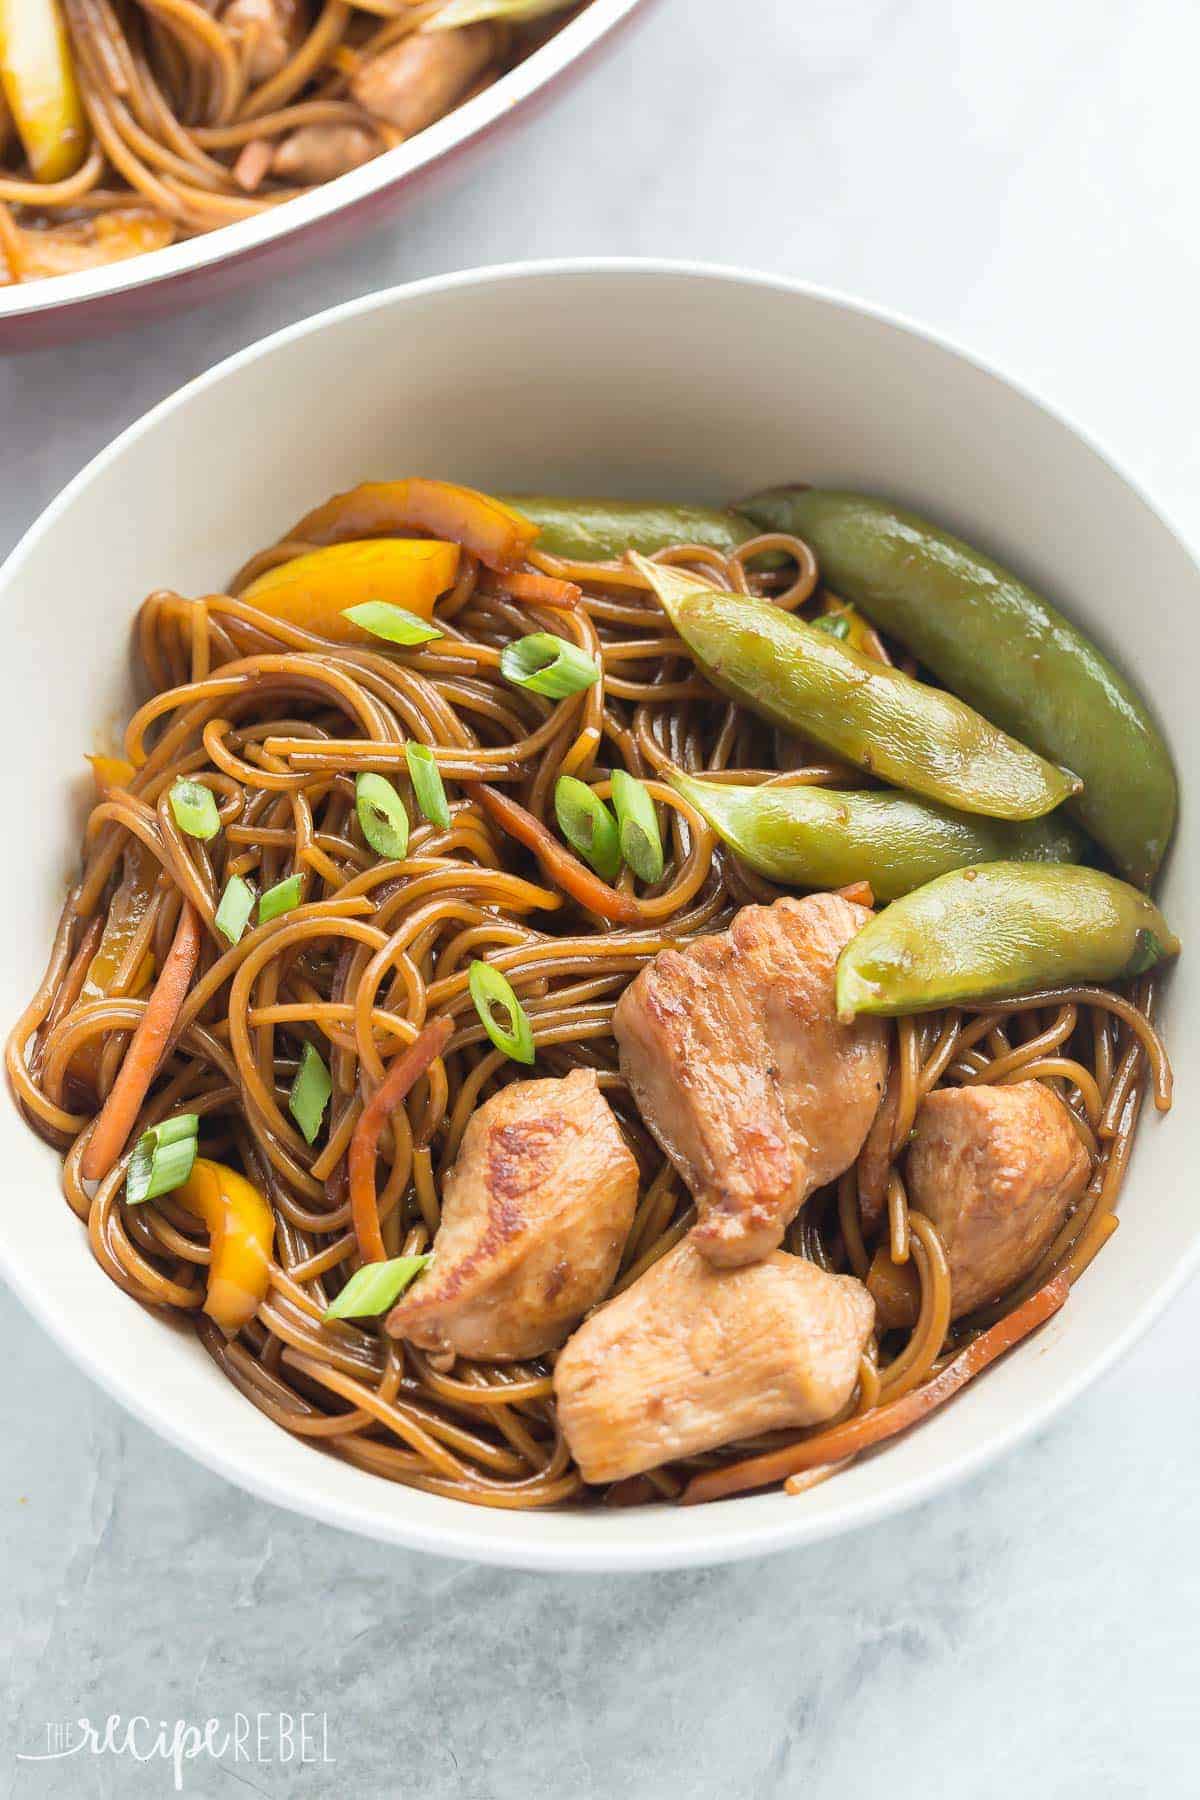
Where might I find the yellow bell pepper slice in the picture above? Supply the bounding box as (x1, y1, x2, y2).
(288, 479, 539, 572)
(815, 597, 889, 661)
(87, 752, 137, 794)
(0, 0, 88, 183)
(69, 842, 156, 1092)
(242, 538, 461, 641)
(175, 1158, 275, 1338)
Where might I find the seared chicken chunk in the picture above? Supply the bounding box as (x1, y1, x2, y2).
(614, 894, 888, 1267)
(222, 0, 304, 82)
(350, 25, 498, 136)
(272, 124, 380, 184)
(386, 1068, 638, 1362)
(873, 1082, 1089, 1323)
(554, 1240, 874, 1485)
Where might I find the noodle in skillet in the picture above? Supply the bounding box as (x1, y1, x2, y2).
(0, 0, 578, 286)
(7, 503, 1172, 1509)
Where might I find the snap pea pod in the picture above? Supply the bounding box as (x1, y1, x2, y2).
(742, 488, 1177, 886)
(634, 557, 1080, 822)
(835, 862, 1179, 1020)
(501, 495, 760, 562)
(670, 773, 1087, 901)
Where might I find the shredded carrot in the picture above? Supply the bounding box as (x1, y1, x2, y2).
(836, 880, 875, 907)
(80, 904, 201, 1182)
(680, 1272, 1069, 1505)
(348, 1017, 453, 1264)
(468, 783, 642, 925)
(783, 1457, 855, 1496)
(500, 570, 582, 610)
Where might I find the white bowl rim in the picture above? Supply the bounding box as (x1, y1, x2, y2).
(2, 257, 1196, 1572)
(0, 0, 644, 324)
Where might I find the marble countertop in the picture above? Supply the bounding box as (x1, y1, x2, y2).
(3, 1, 1199, 1793)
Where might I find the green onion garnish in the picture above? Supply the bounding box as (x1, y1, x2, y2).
(342, 601, 444, 647)
(289, 1041, 332, 1145)
(214, 873, 256, 945)
(126, 1113, 199, 1205)
(405, 742, 451, 830)
(499, 633, 600, 699)
(468, 960, 535, 1065)
(323, 1253, 432, 1322)
(554, 776, 621, 880)
(611, 769, 665, 885)
(169, 777, 220, 841)
(259, 872, 304, 923)
(356, 772, 410, 860)
(814, 611, 852, 640)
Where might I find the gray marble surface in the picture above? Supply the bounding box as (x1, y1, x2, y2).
(3, 0, 1200, 1793)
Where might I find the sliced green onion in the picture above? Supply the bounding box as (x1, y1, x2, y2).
(468, 960, 535, 1065)
(342, 601, 444, 646)
(126, 1113, 199, 1205)
(169, 777, 220, 841)
(405, 742, 451, 830)
(356, 772, 410, 860)
(214, 874, 256, 945)
(611, 769, 665, 885)
(259, 872, 304, 924)
(427, 0, 572, 29)
(814, 611, 851, 640)
(499, 633, 600, 699)
(289, 1041, 331, 1145)
(323, 1253, 432, 1322)
(554, 776, 621, 880)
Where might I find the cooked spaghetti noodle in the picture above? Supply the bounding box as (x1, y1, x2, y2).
(7, 503, 1172, 1509)
(0, 0, 578, 286)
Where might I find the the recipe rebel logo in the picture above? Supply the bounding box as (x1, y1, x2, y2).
(16, 1711, 335, 1789)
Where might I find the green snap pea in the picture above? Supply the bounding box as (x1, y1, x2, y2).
(835, 862, 1179, 1020)
(670, 773, 1087, 901)
(742, 488, 1177, 886)
(501, 495, 761, 562)
(634, 556, 1080, 822)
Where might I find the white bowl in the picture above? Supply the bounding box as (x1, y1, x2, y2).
(0, 1, 646, 350)
(1, 262, 1194, 1571)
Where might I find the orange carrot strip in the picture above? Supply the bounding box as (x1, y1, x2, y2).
(80, 904, 201, 1181)
(499, 570, 582, 610)
(680, 1272, 1069, 1505)
(835, 880, 875, 907)
(468, 783, 641, 925)
(348, 1016, 453, 1265)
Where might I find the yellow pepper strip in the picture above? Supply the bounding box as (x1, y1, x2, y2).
(69, 843, 156, 1092)
(817, 596, 890, 663)
(87, 752, 137, 794)
(242, 538, 461, 641)
(0, 0, 88, 183)
(175, 1158, 275, 1338)
(80, 844, 156, 1006)
(287, 479, 539, 573)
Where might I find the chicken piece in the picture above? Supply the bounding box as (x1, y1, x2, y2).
(554, 1240, 874, 1485)
(222, 0, 305, 84)
(4, 209, 175, 282)
(350, 24, 498, 136)
(386, 1068, 638, 1362)
(271, 122, 380, 184)
(875, 1082, 1090, 1323)
(614, 894, 888, 1268)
